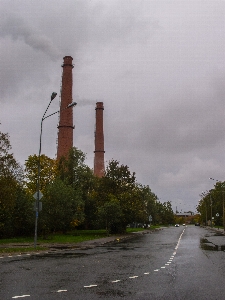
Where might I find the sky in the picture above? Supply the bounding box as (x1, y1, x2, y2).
(1, 0, 225, 213)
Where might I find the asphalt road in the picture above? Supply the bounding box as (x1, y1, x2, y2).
(1, 226, 225, 300)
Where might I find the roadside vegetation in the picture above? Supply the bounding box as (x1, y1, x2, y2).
(0, 128, 175, 243)
(197, 185, 225, 227)
(0, 227, 162, 254)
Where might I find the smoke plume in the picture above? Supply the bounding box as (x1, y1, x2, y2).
(76, 98, 96, 107)
(0, 15, 61, 61)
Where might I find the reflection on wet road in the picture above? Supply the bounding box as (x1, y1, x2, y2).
(1, 226, 225, 299)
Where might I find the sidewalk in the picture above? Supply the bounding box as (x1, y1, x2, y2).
(204, 227, 225, 251)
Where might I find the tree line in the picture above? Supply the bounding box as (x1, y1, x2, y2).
(197, 182, 225, 227)
(0, 129, 175, 238)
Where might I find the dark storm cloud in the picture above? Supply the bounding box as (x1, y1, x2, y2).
(1, 0, 225, 212)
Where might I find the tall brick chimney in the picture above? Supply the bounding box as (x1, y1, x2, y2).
(94, 102, 105, 177)
(57, 56, 74, 160)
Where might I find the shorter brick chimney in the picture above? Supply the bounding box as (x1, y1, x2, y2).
(94, 102, 105, 177)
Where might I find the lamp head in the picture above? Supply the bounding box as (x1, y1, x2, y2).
(67, 102, 77, 108)
(51, 92, 57, 101)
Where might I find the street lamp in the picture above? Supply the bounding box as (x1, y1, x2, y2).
(209, 177, 225, 231)
(34, 93, 77, 248)
(199, 193, 208, 226)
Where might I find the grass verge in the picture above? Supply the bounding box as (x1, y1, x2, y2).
(0, 247, 46, 254)
(0, 227, 161, 253)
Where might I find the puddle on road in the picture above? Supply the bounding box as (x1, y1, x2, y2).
(200, 238, 218, 251)
(96, 288, 129, 297)
(35, 252, 89, 258)
(213, 232, 224, 236)
(105, 245, 137, 252)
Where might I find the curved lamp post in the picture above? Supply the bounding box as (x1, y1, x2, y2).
(34, 93, 77, 248)
(199, 192, 208, 226)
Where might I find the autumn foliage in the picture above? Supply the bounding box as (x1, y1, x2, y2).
(0, 129, 175, 238)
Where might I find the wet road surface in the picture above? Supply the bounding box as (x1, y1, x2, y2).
(1, 226, 225, 299)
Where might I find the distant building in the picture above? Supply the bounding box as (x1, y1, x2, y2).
(176, 212, 194, 217)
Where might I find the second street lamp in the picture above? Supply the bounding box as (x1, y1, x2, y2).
(34, 94, 77, 248)
(199, 192, 208, 226)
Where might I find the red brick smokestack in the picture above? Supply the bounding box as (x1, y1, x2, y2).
(57, 56, 74, 160)
(94, 102, 105, 177)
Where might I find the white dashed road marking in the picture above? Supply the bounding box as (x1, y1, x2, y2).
(12, 295, 30, 299)
(5, 227, 186, 298)
(84, 285, 98, 288)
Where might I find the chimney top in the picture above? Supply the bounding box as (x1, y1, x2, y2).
(63, 56, 73, 61)
(96, 102, 104, 110)
(62, 56, 74, 68)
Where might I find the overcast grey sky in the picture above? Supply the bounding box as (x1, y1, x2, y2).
(1, 0, 225, 212)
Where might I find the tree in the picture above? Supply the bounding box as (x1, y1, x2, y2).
(40, 179, 84, 234)
(0, 176, 19, 237)
(58, 147, 97, 229)
(138, 184, 158, 224)
(0, 131, 23, 181)
(0, 130, 25, 237)
(98, 195, 123, 233)
(94, 160, 149, 233)
(197, 183, 225, 227)
(58, 147, 89, 187)
(103, 160, 136, 195)
(24, 154, 58, 194)
(11, 187, 34, 236)
(161, 201, 175, 224)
